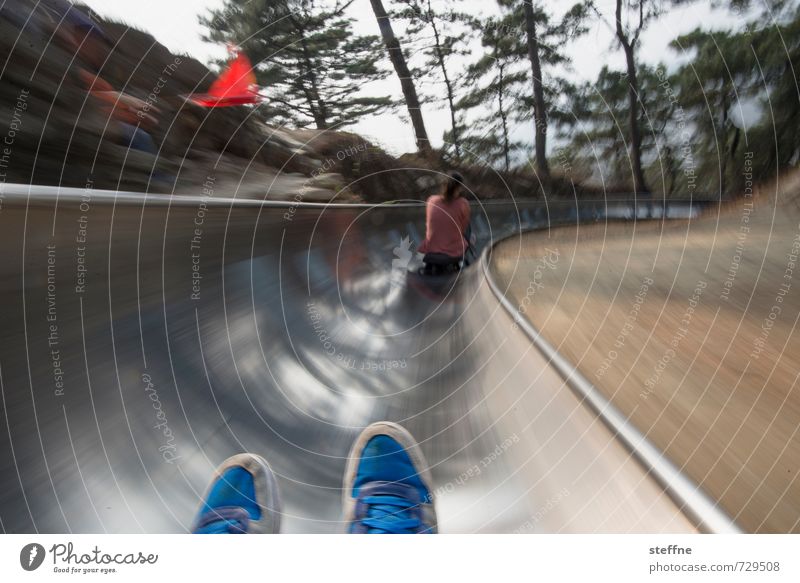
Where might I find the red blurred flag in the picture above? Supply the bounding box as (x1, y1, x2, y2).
(188, 52, 262, 107)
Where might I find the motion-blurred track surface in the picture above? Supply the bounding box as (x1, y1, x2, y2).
(0, 191, 704, 533)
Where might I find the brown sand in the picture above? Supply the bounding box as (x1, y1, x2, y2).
(491, 194, 800, 533)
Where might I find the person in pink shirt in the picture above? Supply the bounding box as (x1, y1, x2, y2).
(419, 172, 471, 274)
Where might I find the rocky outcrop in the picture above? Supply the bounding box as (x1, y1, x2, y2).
(0, 1, 577, 202)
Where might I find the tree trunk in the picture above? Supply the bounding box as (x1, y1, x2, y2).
(299, 35, 328, 129)
(665, 145, 677, 196)
(615, 0, 649, 196)
(427, 0, 459, 160)
(729, 126, 741, 196)
(720, 94, 729, 196)
(523, 0, 550, 182)
(369, 0, 430, 153)
(288, 13, 329, 129)
(497, 60, 510, 173)
(622, 44, 649, 194)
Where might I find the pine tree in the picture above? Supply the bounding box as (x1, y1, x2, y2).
(468, 0, 588, 177)
(368, 0, 431, 152)
(200, 0, 392, 129)
(563, 5, 800, 198)
(669, 8, 800, 195)
(589, 0, 682, 195)
(669, 30, 754, 196)
(456, 14, 527, 172)
(560, 65, 672, 193)
(522, 0, 550, 182)
(751, 8, 800, 172)
(615, 0, 654, 194)
(393, 0, 472, 161)
(494, 0, 589, 180)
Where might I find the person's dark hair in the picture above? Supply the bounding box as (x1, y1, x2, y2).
(441, 172, 465, 202)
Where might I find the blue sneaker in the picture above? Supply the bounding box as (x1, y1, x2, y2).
(343, 422, 437, 533)
(192, 454, 281, 534)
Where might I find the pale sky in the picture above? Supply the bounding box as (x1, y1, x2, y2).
(80, 0, 754, 156)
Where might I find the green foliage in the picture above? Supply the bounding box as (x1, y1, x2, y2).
(200, 0, 392, 129)
(559, 66, 669, 191)
(455, 14, 526, 171)
(666, 7, 800, 195)
(456, 0, 590, 173)
(391, 0, 475, 159)
(196, 0, 799, 198)
(668, 29, 757, 196)
(560, 6, 800, 197)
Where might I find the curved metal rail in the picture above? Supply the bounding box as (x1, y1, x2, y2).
(482, 236, 741, 533)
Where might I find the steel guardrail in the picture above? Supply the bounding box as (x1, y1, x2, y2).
(481, 230, 743, 534)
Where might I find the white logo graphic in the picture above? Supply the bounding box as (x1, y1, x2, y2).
(20, 543, 46, 571)
(392, 236, 413, 272)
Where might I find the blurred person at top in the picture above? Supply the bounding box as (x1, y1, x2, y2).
(44, 0, 161, 155)
(418, 172, 471, 274)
